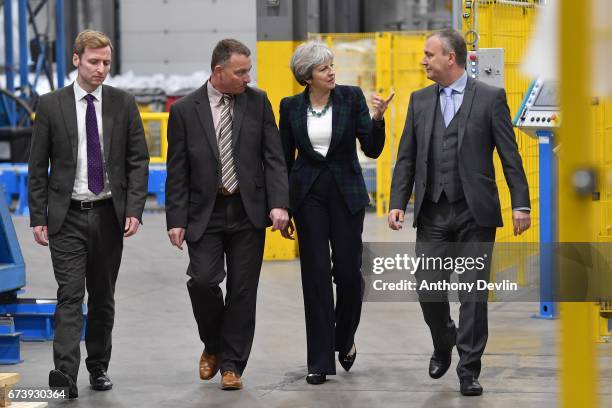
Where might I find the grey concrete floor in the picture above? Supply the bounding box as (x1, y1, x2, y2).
(5, 210, 612, 408)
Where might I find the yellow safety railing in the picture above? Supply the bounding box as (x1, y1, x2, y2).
(309, 31, 430, 216)
(462, 0, 542, 304)
(470, 0, 540, 244)
(558, 0, 599, 405)
(140, 112, 169, 163)
(471, 1, 607, 404)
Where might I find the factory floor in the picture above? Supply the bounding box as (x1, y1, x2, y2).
(6, 211, 612, 408)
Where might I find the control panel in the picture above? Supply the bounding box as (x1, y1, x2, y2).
(466, 48, 504, 88)
(514, 78, 560, 138)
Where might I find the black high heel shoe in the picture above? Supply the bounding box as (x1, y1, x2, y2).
(339, 344, 357, 372)
(306, 373, 327, 385)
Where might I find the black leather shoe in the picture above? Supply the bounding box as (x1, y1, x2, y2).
(89, 370, 113, 391)
(49, 369, 78, 399)
(339, 344, 357, 372)
(429, 323, 457, 379)
(429, 350, 452, 379)
(306, 373, 326, 385)
(460, 376, 483, 396)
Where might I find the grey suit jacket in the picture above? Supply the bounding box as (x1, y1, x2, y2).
(390, 77, 530, 228)
(28, 84, 150, 235)
(165, 82, 290, 242)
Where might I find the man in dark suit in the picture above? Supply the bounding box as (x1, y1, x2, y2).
(165, 39, 289, 390)
(388, 29, 531, 396)
(28, 30, 149, 399)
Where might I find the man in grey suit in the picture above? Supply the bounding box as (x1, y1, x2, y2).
(28, 30, 149, 399)
(388, 29, 531, 396)
(165, 39, 289, 390)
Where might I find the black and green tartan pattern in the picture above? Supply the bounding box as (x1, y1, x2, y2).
(279, 85, 385, 215)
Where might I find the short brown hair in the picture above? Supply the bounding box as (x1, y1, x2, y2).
(210, 39, 251, 71)
(73, 29, 113, 57)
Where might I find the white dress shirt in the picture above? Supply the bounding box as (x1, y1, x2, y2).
(72, 81, 111, 201)
(307, 106, 333, 157)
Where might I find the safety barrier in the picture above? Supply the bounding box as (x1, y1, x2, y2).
(140, 112, 169, 163)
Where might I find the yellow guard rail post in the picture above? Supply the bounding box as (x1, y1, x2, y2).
(558, 0, 598, 406)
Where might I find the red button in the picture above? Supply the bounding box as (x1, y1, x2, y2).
(469, 54, 477, 61)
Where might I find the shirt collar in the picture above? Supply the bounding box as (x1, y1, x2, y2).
(207, 79, 225, 106)
(440, 71, 468, 95)
(74, 80, 102, 101)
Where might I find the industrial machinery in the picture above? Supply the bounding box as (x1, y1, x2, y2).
(0, 183, 86, 365)
(466, 48, 505, 88)
(514, 78, 561, 137)
(0, 185, 25, 364)
(515, 77, 559, 320)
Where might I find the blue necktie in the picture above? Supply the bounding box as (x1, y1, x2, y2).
(442, 87, 455, 128)
(84, 94, 104, 195)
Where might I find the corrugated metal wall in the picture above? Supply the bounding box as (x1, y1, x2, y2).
(120, 0, 257, 77)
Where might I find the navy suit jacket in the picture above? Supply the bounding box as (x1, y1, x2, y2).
(279, 85, 385, 214)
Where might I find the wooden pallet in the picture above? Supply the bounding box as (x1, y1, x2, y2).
(0, 373, 47, 407)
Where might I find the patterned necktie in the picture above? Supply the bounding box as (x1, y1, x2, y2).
(442, 87, 456, 128)
(219, 94, 238, 193)
(84, 94, 104, 195)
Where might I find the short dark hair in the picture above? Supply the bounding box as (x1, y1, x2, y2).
(210, 39, 251, 71)
(429, 29, 467, 67)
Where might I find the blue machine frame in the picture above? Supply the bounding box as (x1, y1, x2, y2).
(514, 78, 558, 319)
(0, 186, 25, 293)
(1, 0, 66, 127)
(537, 130, 556, 319)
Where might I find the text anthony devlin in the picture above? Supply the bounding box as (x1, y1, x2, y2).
(372, 280, 518, 292)
(419, 280, 519, 292)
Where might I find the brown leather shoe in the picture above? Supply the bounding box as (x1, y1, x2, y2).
(221, 371, 243, 390)
(199, 352, 218, 380)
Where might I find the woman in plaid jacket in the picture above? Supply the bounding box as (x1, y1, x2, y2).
(279, 41, 393, 385)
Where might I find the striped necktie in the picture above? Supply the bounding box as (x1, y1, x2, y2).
(219, 94, 238, 193)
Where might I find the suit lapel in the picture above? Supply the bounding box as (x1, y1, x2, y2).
(292, 89, 320, 158)
(59, 84, 78, 164)
(421, 84, 438, 156)
(327, 87, 346, 156)
(194, 82, 219, 161)
(458, 77, 476, 149)
(298, 91, 310, 151)
(101, 85, 116, 163)
(231, 92, 247, 147)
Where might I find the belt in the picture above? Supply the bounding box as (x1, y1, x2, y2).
(217, 187, 239, 196)
(70, 198, 112, 211)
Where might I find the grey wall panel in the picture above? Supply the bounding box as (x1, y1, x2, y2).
(121, 0, 255, 32)
(120, 31, 257, 75)
(363, 0, 414, 31)
(124, 62, 214, 77)
(120, 0, 257, 77)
